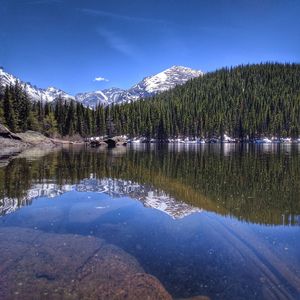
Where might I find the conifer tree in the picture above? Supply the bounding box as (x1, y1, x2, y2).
(43, 112, 58, 137)
(3, 86, 17, 132)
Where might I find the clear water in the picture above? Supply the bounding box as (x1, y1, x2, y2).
(0, 144, 300, 299)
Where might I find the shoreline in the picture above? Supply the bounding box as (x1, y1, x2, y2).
(2, 131, 300, 167)
(0, 131, 85, 167)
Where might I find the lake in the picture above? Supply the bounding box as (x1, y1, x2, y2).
(0, 144, 300, 299)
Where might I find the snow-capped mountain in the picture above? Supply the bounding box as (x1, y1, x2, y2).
(0, 67, 74, 102)
(130, 65, 203, 95)
(75, 88, 126, 107)
(0, 65, 203, 106)
(74, 66, 203, 107)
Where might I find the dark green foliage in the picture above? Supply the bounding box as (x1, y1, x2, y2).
(3, 86, 17, 132)
(1, 83, 32, 133)
(0, 86, 97, 137)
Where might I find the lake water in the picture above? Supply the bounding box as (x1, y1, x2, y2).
(0, 144, 300, 299)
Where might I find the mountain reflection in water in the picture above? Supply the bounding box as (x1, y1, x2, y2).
(1, 144, 300, 225)
(0, 144, 300, 299)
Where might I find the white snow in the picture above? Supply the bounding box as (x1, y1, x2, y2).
(135, 65, 203, 94)
(96, 90, 108, 101)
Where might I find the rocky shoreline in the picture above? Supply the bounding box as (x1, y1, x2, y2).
(0, 124, 84, 165)
(0, 135, 56, 166)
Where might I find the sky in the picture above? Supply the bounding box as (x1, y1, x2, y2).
(0, 0, 300, 95)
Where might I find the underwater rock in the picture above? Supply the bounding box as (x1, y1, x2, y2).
(0, 227, 171, 300)
(179, 296, 210, 300)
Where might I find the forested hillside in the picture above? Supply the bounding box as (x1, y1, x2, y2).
(110, 63, 300, 139)
(0, 83, 97, 137)
(1, 63, 300, 139)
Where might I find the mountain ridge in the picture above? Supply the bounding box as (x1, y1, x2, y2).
(0, 66, 203, 107)
(74, 65, 203, 107)
(0, 68, 73, 102)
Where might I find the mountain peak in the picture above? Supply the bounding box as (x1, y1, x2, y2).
(46, 86, 59, 91)
(164, 65, 204, 77)
(168, 65, 200, 71)
(135, 65, 203, 94)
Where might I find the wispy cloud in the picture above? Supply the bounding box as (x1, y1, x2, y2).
(80, 8, 168, 25)
(94, 76, 109, 82)
(96, 28, 137, 58)
(27, 0, 62, 4)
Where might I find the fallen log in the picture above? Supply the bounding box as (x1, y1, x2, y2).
(0, 124, 22, 140)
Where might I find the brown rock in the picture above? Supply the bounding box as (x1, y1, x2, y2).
(179, 296, 210, 300)
(0, 227, 171, 300)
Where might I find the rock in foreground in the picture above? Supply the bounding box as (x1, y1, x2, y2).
(0, 227, 171, 300)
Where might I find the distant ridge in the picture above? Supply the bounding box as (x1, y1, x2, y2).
(0, 66, 203, 107)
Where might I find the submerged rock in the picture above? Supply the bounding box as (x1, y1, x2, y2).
(0, 227, 171, 300)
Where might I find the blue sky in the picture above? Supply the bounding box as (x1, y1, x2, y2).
(0, 0, 299, 95)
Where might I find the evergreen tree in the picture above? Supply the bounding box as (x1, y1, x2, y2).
(43, 112, 58, 137)
(65, 101, 75, 136)
(3, 86, 17, 132)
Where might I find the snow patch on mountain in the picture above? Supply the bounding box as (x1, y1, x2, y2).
(75, 88, 125, 107)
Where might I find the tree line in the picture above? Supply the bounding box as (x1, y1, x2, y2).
(1, 63, 300, 139)
(0, 82, 99, 137)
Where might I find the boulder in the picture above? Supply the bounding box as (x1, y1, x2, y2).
(0, 227, 172, 300)
(105, 136, 127, 148)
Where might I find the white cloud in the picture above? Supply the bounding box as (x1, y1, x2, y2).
(94, 77, 109, 82)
